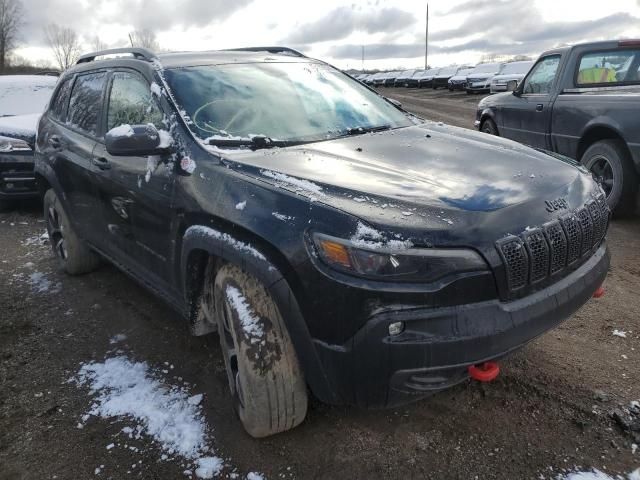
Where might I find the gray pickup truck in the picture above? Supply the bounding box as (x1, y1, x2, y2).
(475, 40, 640, 215)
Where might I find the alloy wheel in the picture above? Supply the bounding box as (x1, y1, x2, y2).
(589, 155, 615, 198)
(47, 206, 67, 261)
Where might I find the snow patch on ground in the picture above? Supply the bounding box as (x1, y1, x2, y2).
(28, 271, 61, 294)
(185, 225, 266, 261)
(109, 333, 127, 344)
(612, 330, 627, 338)
(226, 286, 265, 343)
(261, 170, 325, 201)
(74, 356, 223, 477)
(246, 473, 266, 480)
(350, 221, 413, 251)
(555, 468, 640, 480)
(23, 231, 49, 247)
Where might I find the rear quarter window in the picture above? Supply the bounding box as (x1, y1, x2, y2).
(576, 49, 640, 87)
(67, 71, 108, 136)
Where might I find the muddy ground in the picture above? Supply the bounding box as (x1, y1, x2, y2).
(1, 89, 639, 480)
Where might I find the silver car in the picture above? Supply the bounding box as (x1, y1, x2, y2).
(489, 61, 534, 93)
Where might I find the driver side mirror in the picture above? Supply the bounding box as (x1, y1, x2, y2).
(512, 88, 522, 97)
(105, 124, 171, 157)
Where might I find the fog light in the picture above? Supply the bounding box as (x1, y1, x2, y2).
(388, 321, 404, 336)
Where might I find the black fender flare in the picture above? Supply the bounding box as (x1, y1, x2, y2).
(180, 224, 342, 405)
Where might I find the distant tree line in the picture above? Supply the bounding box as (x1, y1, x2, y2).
(0, 0, 161, 74)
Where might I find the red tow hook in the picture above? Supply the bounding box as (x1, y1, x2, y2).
(468, 362, 500, 382)
(593, 286, 606, 298)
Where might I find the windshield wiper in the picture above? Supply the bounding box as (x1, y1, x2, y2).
(344, 125, 392, 136)
(206, 135, 301, 150)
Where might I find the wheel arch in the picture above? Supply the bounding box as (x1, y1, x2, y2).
(577, 124, 635, 172)
(178, 215, 342, 405)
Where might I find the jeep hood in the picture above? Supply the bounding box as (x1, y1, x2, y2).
(222, 123, 596, 240)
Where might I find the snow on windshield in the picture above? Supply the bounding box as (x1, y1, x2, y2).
(0, 75, 57, 117)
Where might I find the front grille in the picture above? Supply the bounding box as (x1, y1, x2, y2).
(497, 195, 609, 294)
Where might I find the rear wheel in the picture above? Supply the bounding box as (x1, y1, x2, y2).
(212, 263, 308, 437)
(481, 118, 499, 136)
(43, 189, 100, 275)
(581, 140, 638, 216)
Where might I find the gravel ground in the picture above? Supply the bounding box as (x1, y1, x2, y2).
(1, 88, 639, 480)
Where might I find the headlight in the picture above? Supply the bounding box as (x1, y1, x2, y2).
(311, 232, 487, 283)
(0, 136, 31, 153)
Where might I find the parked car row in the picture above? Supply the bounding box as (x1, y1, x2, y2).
(355, 60, 533, 94)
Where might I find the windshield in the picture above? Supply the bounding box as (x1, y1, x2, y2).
(471, 63, 501, 74)
(0, 76, 57, 116)
(164, 62, 413, 145)
(500, 61, 533, 75)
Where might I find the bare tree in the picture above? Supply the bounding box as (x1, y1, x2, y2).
(91, 36, 107, 52)
(45, 23, 81, 71)
(129, 29, 159, 51)
(0, 0, 23, 73)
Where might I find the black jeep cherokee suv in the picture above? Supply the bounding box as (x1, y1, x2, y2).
(35, 47, 610, 437)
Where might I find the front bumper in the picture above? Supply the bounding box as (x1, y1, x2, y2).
(491, 83, 508, 92)
(449, 81, 467, 90)
(466, 81, 491, 92)
(0, 151, 38, 200)
(313, 243, 609, 408)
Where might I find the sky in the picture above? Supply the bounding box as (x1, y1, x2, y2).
(14, 0, 640, 71)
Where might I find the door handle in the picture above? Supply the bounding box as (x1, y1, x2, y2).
(48, 135, 61, 149)
(536, 104, 544, 112)
(91, 157, 111, 170)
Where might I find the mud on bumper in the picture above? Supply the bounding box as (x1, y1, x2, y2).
(313, 243, 610, 408)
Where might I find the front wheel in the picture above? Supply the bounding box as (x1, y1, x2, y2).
(481, 118, 498, 136)
(43, 189, 100, 275)
(581, 140, 638, 216)
(213, 263, 308, 437)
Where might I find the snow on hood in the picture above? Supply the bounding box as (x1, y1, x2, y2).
(0, 113, 41, 137)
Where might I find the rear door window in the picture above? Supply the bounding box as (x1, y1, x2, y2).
(50, 76, 74, 121)
(67, 71, 108, 136)
(522, 55, 561, 94)
(576, 49, 640, 86)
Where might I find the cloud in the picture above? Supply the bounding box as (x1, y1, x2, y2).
(330, 1, 640, 62)
(283, 6, 416, 45)
(21, 0, 253, 48)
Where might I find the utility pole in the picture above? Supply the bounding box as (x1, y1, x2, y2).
(361, 45, 365, 71)
(425, 2, 429, 70)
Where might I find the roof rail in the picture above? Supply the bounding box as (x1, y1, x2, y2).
(76, 47, 157, 65)
(223, 46, 306, 58)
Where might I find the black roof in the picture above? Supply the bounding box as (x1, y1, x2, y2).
(70, 46, 316, 73)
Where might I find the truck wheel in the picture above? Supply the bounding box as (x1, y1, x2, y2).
(581, 140, 638, 216)
(43, 189, 100, 275)
(213, 263, 308, 437)
(481, 118, 499, 136)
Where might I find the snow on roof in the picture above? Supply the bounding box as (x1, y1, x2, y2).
(0, 75, 57, 117)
